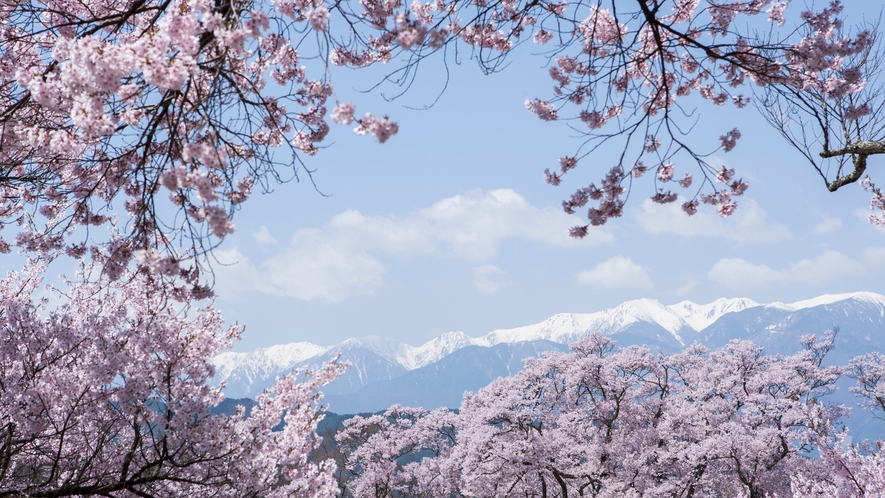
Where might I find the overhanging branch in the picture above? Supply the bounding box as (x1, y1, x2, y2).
(819, 140, 885, 191)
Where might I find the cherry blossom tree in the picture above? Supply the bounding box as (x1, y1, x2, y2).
(0, 0, 876, 274)
(1, 0, 882, 494)
(335, 405, 458, 497)
(804, 352, 885, 497)
(339, 333, 852, 498)
(1, 0, 401, 290)
(0, 261, 344, 497)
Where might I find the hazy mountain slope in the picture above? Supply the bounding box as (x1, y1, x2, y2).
(218, 338, 409, 398)
(324, 341, 569, 414)
(700, 296, 885, 363)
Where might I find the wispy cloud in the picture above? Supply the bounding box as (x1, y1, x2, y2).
(474, 264, 505, 295)
(861, 246, 885, 270)
(251, 225, 279, 246)
(215, 189, 608, 302)
(213, 244, 385, 303)
(576, 256, 654, 291)
(813, 215, 842, 235)
(636, 198, 791, 244)
(708, 250, 865, 291)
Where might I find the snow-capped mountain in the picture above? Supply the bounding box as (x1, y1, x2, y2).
(212, 341, 328, 397)
(211, 292, 885, 402)
(701, 292, 885, 361)
(772, 291, 885, 312)
(669, 297, 760, 332)
(476, 296, 759, 349)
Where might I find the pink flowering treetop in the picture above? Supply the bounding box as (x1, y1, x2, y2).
(0, 0, 877, 279)
(339, 333, 863, 498)
(1, 0, 403, 290)
(0, 262, 345, 497)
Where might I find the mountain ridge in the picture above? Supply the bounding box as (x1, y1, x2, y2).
(211, 292, 885, 399)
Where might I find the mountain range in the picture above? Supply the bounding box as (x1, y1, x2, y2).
(212, 292, 885, 417)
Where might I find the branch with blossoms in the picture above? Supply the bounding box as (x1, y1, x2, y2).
(0, 0, 408, 292)
(758, 17, 885, 208)
(0, 0, 877, 283)
(519, 1, 871, 236)
(324, 0, 871, 237)
(326, 0, 871, 237)
(0, 261, 346, 497)
(860, 176, 885, 228)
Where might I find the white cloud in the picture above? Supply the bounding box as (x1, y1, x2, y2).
(576, 256, 653, 291)
(708, 250, 866, 291)
(673, 278, 699, 296)
(813, 215, 842, 235)
(212, 247, 264, 300)
(321, 189, 611, 261)
(636, 198, 791, 244)
(214, 236, 386, 303)
(251, 225, 279, 246)
(418, 189, 605, 259)
(261, 230, 386, 302)
(474, 264, 505, 295)
(861, 246, 885, 270)
(217, 189, 606, 302)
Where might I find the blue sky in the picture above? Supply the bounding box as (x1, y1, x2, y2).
(211, 13, 885, 351)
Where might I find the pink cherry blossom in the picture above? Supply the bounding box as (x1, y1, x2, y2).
(0, 262, 345, 497)
(644, 135, 662, 153)
(679, 172, 693, 188)
(720, 128, 742, 152)
(716, 167, 736, 183)
(331, 102, 357, 125)
(658, 163, 675, 182)
(631, 161, 648, 177)
(558, 155, 577, 173)
(525, 98, 558, 121)
(651, 191, 678, 203)
(682, 199, 699, 215)
(341, 332, 864, 498)
(533, 29, 553, 44)
(353, 113, 399, 143)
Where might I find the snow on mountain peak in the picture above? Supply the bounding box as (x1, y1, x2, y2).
(410, 331, 480, 369)
(479, 299, 692, 347)
(211, 293, 885, 396)
(668, 297, 760, 332)
(449, 297, 749, 350)
(776, 292, 885, 311)
(608, 298, 686, 334)
(327, 333, 484, 371)
(338, 335, 417, 368)
(211, 341, 328, 381)
(479, 312, 602, 346)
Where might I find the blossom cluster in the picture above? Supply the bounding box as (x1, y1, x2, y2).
(0, 0, 876, 275)
(0, 263, 345, 496)
(339, 332, 885, 497)
(515, 0, 870, 230)
(1, 0, 408, 283)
